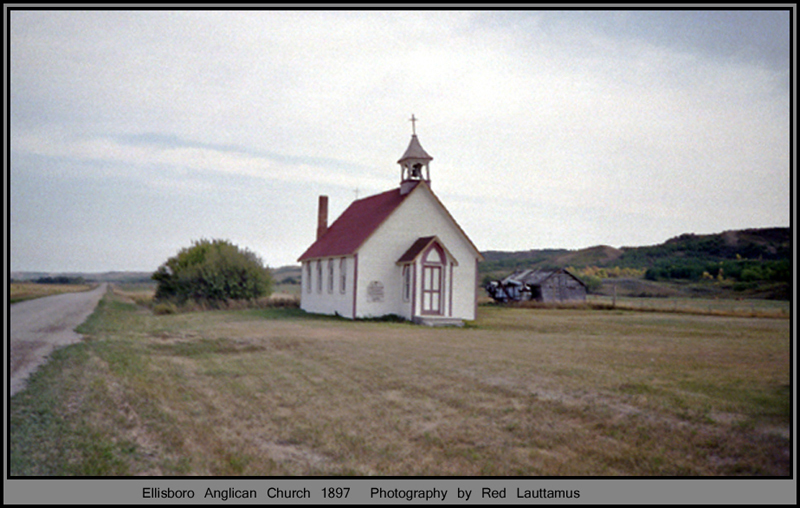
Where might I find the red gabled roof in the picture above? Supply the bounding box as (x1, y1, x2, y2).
(297, 183, 419, 262)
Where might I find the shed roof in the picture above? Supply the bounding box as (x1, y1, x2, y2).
(502, 268, 587, 287)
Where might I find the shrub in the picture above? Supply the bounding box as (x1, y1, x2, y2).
(581, 275, 603, 293)
(152, 239, 273, 306)
(153, 301, 178, 315)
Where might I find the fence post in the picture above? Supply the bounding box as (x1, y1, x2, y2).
(613, 282, 617, 309)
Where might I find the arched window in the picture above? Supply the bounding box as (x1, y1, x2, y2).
(424, 246, 442, 264)
(306, 263, 312, 293)
(316, 260, 323, 293)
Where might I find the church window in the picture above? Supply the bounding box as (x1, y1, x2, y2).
(317, 260, 323, 293)
(306, 263, 312, 293)
(402, 265, 411, 302)
(424, 246, 442, 264)
(340, 258, 347, 294)
(328, 259, 335, 293)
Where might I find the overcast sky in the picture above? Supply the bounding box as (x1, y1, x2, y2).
(9, 8, 792, 273)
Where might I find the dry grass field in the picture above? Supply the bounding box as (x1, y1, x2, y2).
(9, 282, 97, 303)
(587, 294, 790, 318)
(9, 286, 790, 476)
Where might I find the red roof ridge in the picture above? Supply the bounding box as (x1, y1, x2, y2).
(297, 180, 483, 263)
(297, 184, 418, 262)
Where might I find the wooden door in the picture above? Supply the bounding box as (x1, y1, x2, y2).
(422, 265, 442, 314)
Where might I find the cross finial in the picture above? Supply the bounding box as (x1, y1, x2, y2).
(409, 114, 417, 135)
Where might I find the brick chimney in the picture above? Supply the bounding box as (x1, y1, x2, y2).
(316, 195, 329, 240)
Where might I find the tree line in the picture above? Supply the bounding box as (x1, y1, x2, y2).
(32, 276, 87, 285)
(643, 258, 790, 283)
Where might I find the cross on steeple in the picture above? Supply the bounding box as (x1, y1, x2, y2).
(409, 114, 417, 135)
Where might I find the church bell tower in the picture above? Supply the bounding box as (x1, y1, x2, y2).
(398, 114, 433, 195)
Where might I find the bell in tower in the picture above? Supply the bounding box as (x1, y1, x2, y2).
(398, 114, 433, 195)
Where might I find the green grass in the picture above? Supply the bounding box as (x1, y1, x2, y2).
(9, 342, 132, 476)
(9, 288, 791, 476)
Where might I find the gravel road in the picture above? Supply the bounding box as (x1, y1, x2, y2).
(9, 283, 108, 397)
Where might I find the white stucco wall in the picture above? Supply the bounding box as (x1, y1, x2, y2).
(300, 256, 356, 318)
(355, 185, 479, 321)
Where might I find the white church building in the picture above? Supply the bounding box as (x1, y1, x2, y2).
(297, 118, 483, 325)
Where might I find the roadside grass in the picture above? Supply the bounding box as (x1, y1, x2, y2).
(9, 282, 97, 304)
(112, 282, 301, 315)
(9, 288, 790, 476)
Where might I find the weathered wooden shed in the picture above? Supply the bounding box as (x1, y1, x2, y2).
(486, 268, 587, 303)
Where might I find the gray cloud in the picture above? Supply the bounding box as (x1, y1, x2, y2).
(10, 9, 791, 271)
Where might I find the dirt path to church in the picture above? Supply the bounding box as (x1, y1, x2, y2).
(9, 283, 107, 397)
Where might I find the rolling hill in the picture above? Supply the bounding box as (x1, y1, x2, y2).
(480, 227, 789, 275)
(479, 227, 790, 300)
(11, 228, 789, 300)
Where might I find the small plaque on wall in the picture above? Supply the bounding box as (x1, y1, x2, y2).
(367, 281, 385, 302)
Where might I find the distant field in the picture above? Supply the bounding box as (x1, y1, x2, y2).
(9, 282, 97, 304)
(9, 287, 790, 476)
(587, 295, 790, 318)
(270, 282, 302, 298)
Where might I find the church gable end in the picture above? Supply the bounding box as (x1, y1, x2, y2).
(299, 116, 481, 323)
